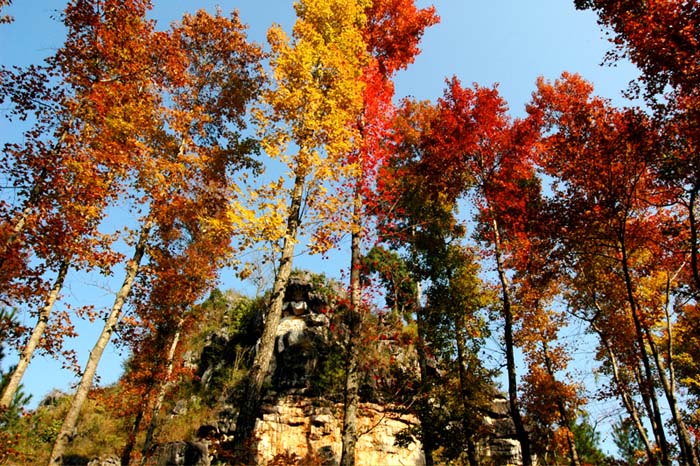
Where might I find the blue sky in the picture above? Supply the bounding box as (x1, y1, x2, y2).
(0, 0, 638, 440)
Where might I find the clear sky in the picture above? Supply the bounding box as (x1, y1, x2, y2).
(1, 0, 638, 441)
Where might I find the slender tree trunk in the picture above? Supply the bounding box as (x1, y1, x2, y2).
(619, 239, 671, 466)
(340, 186, 363, 466)
(688, 183, 700, 294)
(455, 314, 480, 466)
(491, 218, 532, 466)
(663, 272, 700, 466)
(541, 341, 580, 466)
(138, 315, 186, 463)
(634, 364, 666, 454)
(122, 405, 145, 466)
(414, 282, 435, 466)
(591, 319, 657, 464)
(643, 274, 700, 466)
(415, 324, 435, 466)
(48, 221, 151, 466)
(0, 259, 69, 408)
(233, 171, 306, 462)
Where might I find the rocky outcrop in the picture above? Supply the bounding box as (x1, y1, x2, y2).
(86, 456, 120, 466)
(478, 394, 523, 466)
(148, 274, 524, 465)
(253, 395, 424, 466)
(270, 313, 331, 390)
(149, 441, 210, 466)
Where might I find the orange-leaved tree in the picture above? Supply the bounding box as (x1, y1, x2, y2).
(431, 78, 542, 466)
(0, 0, 159, 408)
(47, 6, 263, 465)
(118, 10, 264, 464)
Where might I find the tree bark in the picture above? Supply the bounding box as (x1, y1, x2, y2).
(136, 315, 186, 463)
(688, 182, 700, 295)
(415, 293, 435, 466)
(619, 238, 671, 466)
(48, 221, 151, 466)
(591, 319, 656, 464)
(340, 186, 363, 466)
(122, 405, 145, 466)
(0, 259, 68, 408)
(455, 314, 480, 466)
(491, 217, 532, 466)
(232, 171, 306, 463)
(644, 305, 700, 466)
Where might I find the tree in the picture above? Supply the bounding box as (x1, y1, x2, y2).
(612, 417, 647, 466)
(378, 96, 500, 465)
(0, 0, 159, 409)
(428, 78, 542, 466)
(529, 72, 697, 466)
(514, 220, 586, 466)
(339, 2, 438, 464)
(570, 416, 612, 466)
(47, 6, 263, 464)
(231, 0, 368, 460)
(573, 0, 700, 298)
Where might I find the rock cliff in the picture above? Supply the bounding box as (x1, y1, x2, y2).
(149, 274, 524, 465)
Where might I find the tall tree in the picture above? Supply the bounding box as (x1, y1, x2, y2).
(47, 6, 263, 465)
(431, 78, 542, 466)
(513, 203, 585, 466)
(530, 72, 696, 466)
(0, 0, 158, 408)
(232, 0, 368, 460)
(380, 96, 498, 465)
(574, 0, 700, 298)
(375, 98, 443, 465)
(339, 2, 438, 464)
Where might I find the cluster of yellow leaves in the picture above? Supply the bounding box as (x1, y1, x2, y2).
(225, 1, 378, 283)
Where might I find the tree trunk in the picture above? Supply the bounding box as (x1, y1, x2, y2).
(340, 186, 363, 466)
(48, 221, 151, 466)
(491, 218, 532, 466)
(592, 319, 657, 464)
(232, 171, 306, 462)
(137, 315, 186, 464)
(0, 259, 68, 408)
(455, 314, 480, 466)
(122, 405, 145, 466)
(415, 299, 435, 466)
(644, 307, 700, 466)
(541, 341, 580, 466)
(688, 182, 700, 295)
(619, 239, 671, 466)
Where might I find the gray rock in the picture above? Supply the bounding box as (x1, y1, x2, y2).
(152, 441, 210, 466)
(39, 389, 66, 407)
(87, 456, 120, 466)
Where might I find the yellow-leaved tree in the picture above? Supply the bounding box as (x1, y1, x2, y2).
(231, 0, 369, 460)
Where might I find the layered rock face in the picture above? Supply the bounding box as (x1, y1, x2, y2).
(254, 396, 424, 466)
(249, 275, 425, 465)
(478, 394, 524, 466)
(150, 274, 524, 465)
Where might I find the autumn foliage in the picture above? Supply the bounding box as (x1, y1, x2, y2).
(2, 1, 700, 466)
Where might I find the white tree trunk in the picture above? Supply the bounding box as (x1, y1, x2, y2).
(48, 222, 151, 466)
